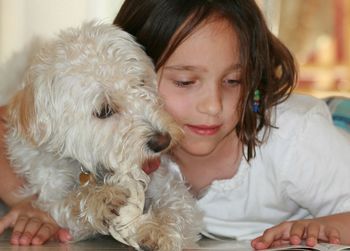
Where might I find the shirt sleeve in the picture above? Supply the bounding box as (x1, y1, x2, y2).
(280, 99, 350, 217)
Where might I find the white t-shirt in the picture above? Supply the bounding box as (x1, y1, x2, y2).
(170, 94, 350, 240)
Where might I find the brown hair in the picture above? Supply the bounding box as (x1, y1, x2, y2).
(114, 0, 297, 161)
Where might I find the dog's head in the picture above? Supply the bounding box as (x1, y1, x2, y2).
(7, 21, 182, 174)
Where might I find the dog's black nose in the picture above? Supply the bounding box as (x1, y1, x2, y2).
(147, 132, 171, 153)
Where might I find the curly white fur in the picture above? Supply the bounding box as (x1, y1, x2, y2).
(3, 21, 202, 251)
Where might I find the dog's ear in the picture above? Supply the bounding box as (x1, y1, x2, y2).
(7, 82, 44, 146)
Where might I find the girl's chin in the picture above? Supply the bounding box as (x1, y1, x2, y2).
(176, 143, 217, 157)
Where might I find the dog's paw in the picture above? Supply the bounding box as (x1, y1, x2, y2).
(100, 185, 131, 224)
(135, 223, 182, 251)
(82, 184, 130, 233)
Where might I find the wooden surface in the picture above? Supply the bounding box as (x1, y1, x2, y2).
(0, 229, 253, 251)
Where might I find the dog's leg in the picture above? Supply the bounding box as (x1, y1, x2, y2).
(48, 183, 130, 241)
(134, 166, 203, 251)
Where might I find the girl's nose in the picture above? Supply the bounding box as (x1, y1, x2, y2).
(197, 86, 222, 116)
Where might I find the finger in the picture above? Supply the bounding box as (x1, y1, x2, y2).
(251, 236, 269, 250)
(270, 239, 291, 248)
(289, 222, 306, 245)
(325, 228, 340, 244)
(251, 236, 262, 248)
(55, 228, 72, 243)
(251, 226, 286, 249)
(19, 217, 42, 245)
(0, 213, 16, 234)
(31, 223, 57, 245)
(305, 222, 320, 247)
(10, 215, 29, 245)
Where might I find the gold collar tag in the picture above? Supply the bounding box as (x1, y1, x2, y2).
(79, 166, 95, 186)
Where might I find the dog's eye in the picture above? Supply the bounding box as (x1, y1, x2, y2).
(93, 104, 116, 119)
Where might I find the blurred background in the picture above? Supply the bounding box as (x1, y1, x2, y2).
(0, 0, 349, 98)
(0, 0, 124, 62)
(258, 0, 350, 98)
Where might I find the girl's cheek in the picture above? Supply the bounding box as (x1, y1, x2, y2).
(163, 97, 187, 122)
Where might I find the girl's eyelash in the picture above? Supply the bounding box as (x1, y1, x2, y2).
(225, 79, 241, 85)
(174, 80, 194, 87)
(172, 79, 240, 87)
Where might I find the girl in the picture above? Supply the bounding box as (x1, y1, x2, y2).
(113, 0, 350, 249)
(1, 0, 350, 249)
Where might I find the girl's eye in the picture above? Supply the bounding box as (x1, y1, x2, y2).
(224, 79, 241, 86)
(174, 80, 195, 87)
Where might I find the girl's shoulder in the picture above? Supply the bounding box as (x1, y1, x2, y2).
(272, 93, 332, 132)
(260, 93, 336, 148)
(276, 93, 331, 119)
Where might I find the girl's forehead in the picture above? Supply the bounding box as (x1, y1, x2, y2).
(172, 18, 238, 54)
(157, 14, 240, 71)
(184, 14, 236, 39)
(163, 18, 240, 72)
(174, 16, 239, 58)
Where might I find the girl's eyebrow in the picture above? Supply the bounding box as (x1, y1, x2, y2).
(163, 65, 207, 72)
(228, 63, 242, 71)
(164, 63, 242, 72)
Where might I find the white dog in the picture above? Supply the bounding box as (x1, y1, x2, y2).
(3, 22, 202, 251)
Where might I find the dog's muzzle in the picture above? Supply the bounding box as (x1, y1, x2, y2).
(147, 132, 171, 153)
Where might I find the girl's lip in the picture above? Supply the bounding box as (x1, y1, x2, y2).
(186, 124, 221, 136)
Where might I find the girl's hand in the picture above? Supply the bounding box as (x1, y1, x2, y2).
(0, 198, 72, 245)
(251, 220, 341, 250)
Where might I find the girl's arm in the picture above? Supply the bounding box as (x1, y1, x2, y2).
(0, 106, 24, 207)
(0, 106, 71, 245)
(252, 99, 350, 250)
(251, 212, 350, 249)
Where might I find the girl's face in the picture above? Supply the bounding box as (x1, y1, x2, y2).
(158, 18, 241, 157)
